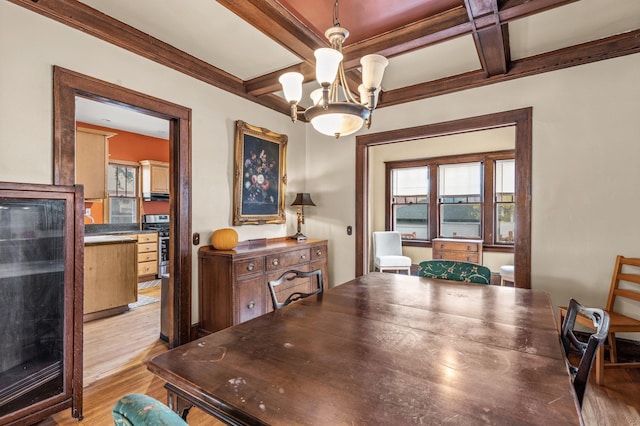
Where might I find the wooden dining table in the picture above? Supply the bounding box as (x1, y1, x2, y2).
(148, 272, 582, 425)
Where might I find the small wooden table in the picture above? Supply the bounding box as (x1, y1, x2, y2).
(148, 273, 581, 425)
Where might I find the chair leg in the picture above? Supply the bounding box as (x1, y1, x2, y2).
(595, 344, 605, 385)
(608, 332, 617, 363)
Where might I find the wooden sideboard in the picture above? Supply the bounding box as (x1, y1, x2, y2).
(198, 238, 329, 335)
(432, 238, 483, 263)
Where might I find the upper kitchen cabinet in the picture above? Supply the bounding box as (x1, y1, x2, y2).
(140, 160, 169, 201)
(76, 127, 116, 200)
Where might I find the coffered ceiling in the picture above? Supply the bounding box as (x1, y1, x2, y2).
(9, 0, 640, 122)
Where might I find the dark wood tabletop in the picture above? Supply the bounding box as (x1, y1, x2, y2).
(148, 272, 581, 425)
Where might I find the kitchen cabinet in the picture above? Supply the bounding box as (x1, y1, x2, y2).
(198, 238, 329, 335)
(76, 127, 116, 200)
(84, 236, 137, 321)
(122, 232, 159, 281)
(140, 160, 169, 199)
(432, 238, 483, 263)
(0, 182, 83, 424)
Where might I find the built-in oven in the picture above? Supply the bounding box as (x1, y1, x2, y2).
(142, 214, 169, 277)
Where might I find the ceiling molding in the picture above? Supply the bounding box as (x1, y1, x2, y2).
(9, 0, 639, 119)
(380, 29, 640, 108)
(7, 0, 291, 116)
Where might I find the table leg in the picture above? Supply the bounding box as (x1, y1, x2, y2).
(166, 387, 194, 420)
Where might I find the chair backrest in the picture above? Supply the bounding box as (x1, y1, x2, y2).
(268, 269, 323, 310)
(373, 231, 403, 257)
(418, 260, 491, 284)
(560, 298, 610, 408)
(605, 255, 640, 313)
(113, 393, 188, 425)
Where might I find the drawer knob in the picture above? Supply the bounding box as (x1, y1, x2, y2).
(467, 245, 471, 250)
(301, 254, 306, 260)
(246, 263, 255, 271)
(272, 259, 279, 266)
(316, 250, 322, 256)
(247, 301, 255, 309)
(440, 244, 445, 248)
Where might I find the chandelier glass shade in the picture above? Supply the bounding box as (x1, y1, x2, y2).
(279, 20, 388, 138)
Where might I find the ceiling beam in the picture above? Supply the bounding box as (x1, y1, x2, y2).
(380, 29, 640, 108)
(243, 0, 577, 97)
(465, 0, 509, 76)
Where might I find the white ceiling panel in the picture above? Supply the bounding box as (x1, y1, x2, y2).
(509, 0, 640, 60)
(78, 0, 302, 80)
(382, 35, 481, 90)
(75, 97, 170, 139)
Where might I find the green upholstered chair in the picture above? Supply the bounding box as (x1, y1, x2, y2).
(113, 393, 188, 425)
(418, 260, 491, 284)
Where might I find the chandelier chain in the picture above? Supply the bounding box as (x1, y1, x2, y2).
(333, 0, 340, 27)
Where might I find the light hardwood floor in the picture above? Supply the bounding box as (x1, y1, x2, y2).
(38, 287, 639, 425)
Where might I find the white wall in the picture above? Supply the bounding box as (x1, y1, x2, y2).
(307, 52, 640, 337)
(0, 2, 304, 322)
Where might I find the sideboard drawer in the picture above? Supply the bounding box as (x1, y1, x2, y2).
(266, 248, 311, 271)
(311, 244, 328, 261)
(434, 241, 479, 252)
(235, 257, 264, 277)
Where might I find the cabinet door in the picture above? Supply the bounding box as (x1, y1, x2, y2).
(235, 276, 265, 324)
(150, 163, 169, 193)
(76, 130, 109, 200)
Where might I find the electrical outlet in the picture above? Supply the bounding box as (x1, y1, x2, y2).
(85, 208, 91, 215)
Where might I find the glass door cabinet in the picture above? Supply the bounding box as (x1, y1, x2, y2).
(0, 182, 83, 424)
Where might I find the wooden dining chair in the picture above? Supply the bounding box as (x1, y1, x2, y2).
(559, 298, 609, 408)
(418, 260, 491, 284)
(268, 269, 323, 310)
(557, 255, 640, 385)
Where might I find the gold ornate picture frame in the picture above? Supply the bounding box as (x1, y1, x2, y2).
(233, 120, 287, 225)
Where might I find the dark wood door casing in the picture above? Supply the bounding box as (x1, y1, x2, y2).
(355, 108, 532, 288)
(53, 66, 192, 346)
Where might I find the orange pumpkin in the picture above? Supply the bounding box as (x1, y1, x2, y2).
(211, 228, 238, 250)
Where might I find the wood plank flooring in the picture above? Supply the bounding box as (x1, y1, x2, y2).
(37, 286, 639, 425)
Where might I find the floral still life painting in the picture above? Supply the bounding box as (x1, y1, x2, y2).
(233, 121, 287, 225)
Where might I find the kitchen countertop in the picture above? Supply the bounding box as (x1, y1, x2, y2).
(84, 235, 137, 246)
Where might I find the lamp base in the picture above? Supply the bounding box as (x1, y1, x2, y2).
(290, 232, 307, 241)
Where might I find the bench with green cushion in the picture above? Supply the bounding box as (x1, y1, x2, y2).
(418, 260, 491, 284)
(113, 393, 188, 425)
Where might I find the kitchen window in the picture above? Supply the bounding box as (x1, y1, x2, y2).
(386, 151, 515, 248)
(107, 162, 139, 224)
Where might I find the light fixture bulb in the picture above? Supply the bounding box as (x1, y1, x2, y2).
(314, 48, 343, 85)
(278, 72, 303, 103)
(360, 54, 389, 89)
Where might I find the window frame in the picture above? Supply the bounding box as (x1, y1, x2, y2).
(385, 150, 515, 252)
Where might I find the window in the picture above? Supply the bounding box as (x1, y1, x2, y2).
(391, 167, 429, 240)
(107, 162, 139, 224)
(386, 151, 514, 248)
(108, 163, 137, 197)
(495, 159, 515, 244)
(438, 162, 482, 238)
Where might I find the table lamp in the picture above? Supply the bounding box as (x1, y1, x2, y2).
(290, 193, 315, 241)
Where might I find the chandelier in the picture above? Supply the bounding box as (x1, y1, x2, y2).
(278, 1, 388, 138)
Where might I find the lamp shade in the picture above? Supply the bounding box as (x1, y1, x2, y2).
(279, 72, 303, 103)
(360, 54, 388, 89)
(310, 113, 364, 137)
(314, 48, 343, 85)
(291, 193, 316, 207)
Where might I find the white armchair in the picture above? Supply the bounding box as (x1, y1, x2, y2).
(373, 231, 412, 274)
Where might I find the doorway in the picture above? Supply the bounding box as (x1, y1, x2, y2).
(53, 66, 192, 346)
(355, 108, 532, 288)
